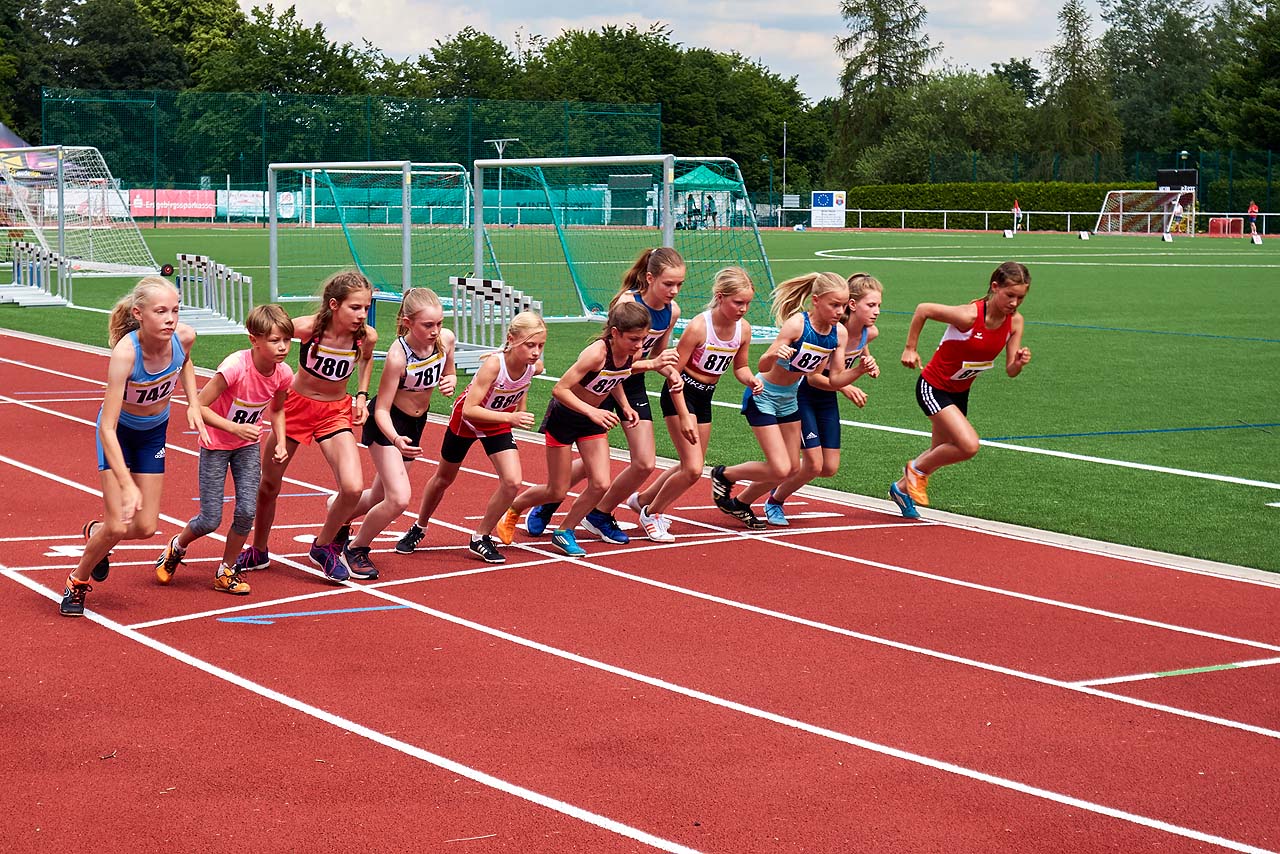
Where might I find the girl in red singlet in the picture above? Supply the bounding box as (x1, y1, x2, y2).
(241, 270, 377, 581)
(889, 261, 1032, 519)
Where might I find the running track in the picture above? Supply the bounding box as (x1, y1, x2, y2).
(2, 331, 1278, 853)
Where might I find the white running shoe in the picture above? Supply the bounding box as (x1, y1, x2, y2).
(639, 504, 675, 543)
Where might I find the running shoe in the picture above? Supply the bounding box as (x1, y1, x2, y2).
(719, 498, 767, 530)
(903, 463, 930, 507)
(234, 546, 271, 572)
(213, 564, 251, 595)
(308, 540, 349, 582)
(625, 491, 644, 516)
(763, 499, 789, 528)
(638, 504, 675, 543)
(60, 576, 91, 617)
(889, 482, 921, 519)
(154, 535, 186, 584)
(710, 465, 733, 503)
(343, 545, 379, 580)
(550, 529, 586, 557)
(396, 524, 425, 554)
(83, 520, 110, 582)
(525, 502, 558, 538)
(582, 509, 629, 544)
(495, 509, 519, 545)
(468, 535, 505, 564)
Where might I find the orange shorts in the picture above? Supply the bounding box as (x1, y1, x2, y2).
(283, 390, 352, 445)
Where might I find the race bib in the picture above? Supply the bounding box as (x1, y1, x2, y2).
(950, 360, 994, 382)
(789, 341, 833, 375)
(225, 397, 268, 425)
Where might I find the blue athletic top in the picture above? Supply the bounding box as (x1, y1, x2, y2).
(777, 312, 838, 374)
(117, 329, 185, 429)
(630, 290, 673, 358)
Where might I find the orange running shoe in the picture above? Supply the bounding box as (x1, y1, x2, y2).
(496, 508, 520, 545)
(904, 464, 930, 507)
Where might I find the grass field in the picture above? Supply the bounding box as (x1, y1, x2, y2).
(4, 226, 1277, 571)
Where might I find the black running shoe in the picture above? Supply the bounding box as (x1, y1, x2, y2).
(343, 545, 379, 580)
(83, 521, 110, 582)
(396, 524, 425, 554)
(60, 577, 91, 617)
(720, 498, 767, 530)
(710, 465, 733, 503)
(468, 535, 505, 564)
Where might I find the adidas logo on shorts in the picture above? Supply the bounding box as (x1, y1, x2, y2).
(154, 448, 166, 459)
(804, 432, 818, 441)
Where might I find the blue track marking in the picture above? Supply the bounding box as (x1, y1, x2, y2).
(219, 605, 409, 625)
(990, 422, 1279, 442)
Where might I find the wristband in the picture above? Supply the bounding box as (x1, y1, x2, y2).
(355, 391, 369, 400)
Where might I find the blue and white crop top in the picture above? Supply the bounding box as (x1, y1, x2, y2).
(777, 312, 837, 375)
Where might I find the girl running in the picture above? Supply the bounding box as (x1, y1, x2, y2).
(338, 288, 455, 578)
(240, 270, 377, 582)
(625, 266, 761, 542)
(527, 248, 683, 544)
(507, 301, 651, 556)
(61, 277, 208, 617)
(763, 273, 882, 526)
(711, 272, 862, 529)
(890, 261, 1032, 518)
(154, 304, 294, 595)
(398, 311, 547, 563)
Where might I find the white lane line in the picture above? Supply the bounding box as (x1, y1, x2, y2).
(1071, 657, 1280, 688)
(0, 568, 703, 854)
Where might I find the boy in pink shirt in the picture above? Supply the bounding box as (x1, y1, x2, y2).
(155, 304, 294, 594)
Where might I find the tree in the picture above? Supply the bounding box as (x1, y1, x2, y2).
(991, 57, 1042, 105)
(192, 4, 377, 94)
(831, 0, 942, 180)
(416, 27, 518, 100)
(1038, 0, 1122, 155)
(1201, 1, 1280, 148)
(133, 0, 244, 73)
(59, 0, 188, 90)
(1098, 0, 1211, 151)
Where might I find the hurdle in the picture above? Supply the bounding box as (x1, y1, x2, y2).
(175, 254, 253, 334)
(448, 276, 541, 372)
(1, 241, 73, 306)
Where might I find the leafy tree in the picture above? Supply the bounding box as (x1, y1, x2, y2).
(991, 57, 1042, 105)
(132, 0, 244, 73)
(60, 0, 188, 90)
(1098, 0, 1210, 151)
(1201, 1, 1280, 148)
(192, 4, 377, 94)
(1038, 0, 1122, 154)
(416, 27, 518, 100)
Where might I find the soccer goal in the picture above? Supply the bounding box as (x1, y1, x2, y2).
(0, 145, 158, 275)
(469, 155, 775, 325)
(268, 160, 499, 302)
(1094, 189, 1197, 236)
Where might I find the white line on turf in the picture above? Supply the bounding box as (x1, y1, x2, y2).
(1070, 657, 1280, 688)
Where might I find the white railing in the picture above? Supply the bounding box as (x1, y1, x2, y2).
(759, 207, 1270, 234)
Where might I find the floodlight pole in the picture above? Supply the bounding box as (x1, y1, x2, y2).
(486, 138, 519, 225)
(782, 121, 787, 196)
(761, 155, 774, 227)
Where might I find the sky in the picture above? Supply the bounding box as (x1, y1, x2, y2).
(243, 0, 1105, 103)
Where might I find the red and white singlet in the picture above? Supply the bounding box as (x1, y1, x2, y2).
(920, 298, 1013, 393)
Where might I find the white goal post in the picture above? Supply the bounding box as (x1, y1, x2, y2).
(1094, 189, 1197, 236)
(0, 145, 159, 275)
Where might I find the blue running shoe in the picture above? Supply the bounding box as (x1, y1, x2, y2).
(526, 502, 559, 538)
(550, 529, 586, 556)
(582, 509, 629, 544)
(889, 482, 920, 519)
(309, 540, 350, 582)
(763, 500, 789, 527)
(234, 546, 271, 572)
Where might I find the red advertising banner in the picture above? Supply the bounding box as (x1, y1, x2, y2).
(129, 189, 216, 218)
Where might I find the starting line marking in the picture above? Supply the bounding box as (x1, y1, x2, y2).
(1072, 657, 1280, 688)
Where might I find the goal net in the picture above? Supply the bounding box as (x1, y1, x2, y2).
(0, 145, 158, 275)
(1094, 189, 1197, 236)
(268, 160, 498, 301)
(470, 155, 775, 325)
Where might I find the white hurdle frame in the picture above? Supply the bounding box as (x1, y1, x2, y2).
(2, 240, 73, 306)
(175, 253, 252, 333)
